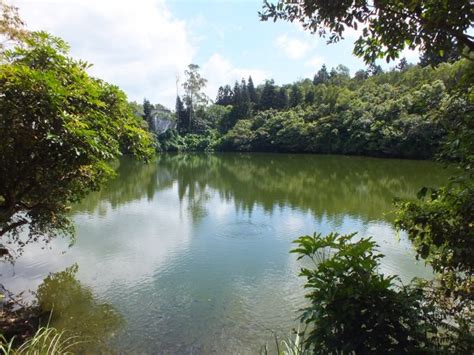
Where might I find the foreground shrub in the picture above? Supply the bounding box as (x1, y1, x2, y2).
(292, 232, 437, 353)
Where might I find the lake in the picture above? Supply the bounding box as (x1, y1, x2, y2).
(1, 153, 452, 353)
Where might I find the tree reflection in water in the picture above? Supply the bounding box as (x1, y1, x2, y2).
(36, 264, 123, 352)
(75, 153, 452, 226)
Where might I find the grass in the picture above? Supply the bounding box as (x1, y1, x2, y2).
(0, 326, 86, 355)
(260, 328, 311, 355)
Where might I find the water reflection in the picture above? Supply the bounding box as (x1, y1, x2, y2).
(1, 153, 451, 354)
(162, 153, 450, 222)
(76, 153, 450, 223)
(35, 265, 124, 352)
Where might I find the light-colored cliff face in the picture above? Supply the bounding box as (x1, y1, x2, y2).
(148, 110, 176, 134)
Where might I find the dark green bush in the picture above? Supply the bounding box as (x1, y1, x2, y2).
(292, 232, 437, 354)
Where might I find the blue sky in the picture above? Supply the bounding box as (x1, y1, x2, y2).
(168, 0, 368, 82)
(14, 0, 418, 108)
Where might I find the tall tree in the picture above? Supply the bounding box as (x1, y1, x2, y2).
(396, 58, 410, 72)
(354, 69, 369, 81)
(247, 76, 258, 105)
(175, 95, 188, 135)
(182, 64, 208, 133)
(313, 64, 329, 85)
(226, 80, 251, 131)
(240, 79, 252, 117)
(0, 32, 154, 252)
(232, 81, 241, 107)
(276, 87, 289, 109)
(216, 84, 233, 106)
(289, 84, 303, 107)
(335, 64, 350, 77)
(305, 88, 315, 104)
(259, 79, 278, 111)
(216, 86, 224, 104)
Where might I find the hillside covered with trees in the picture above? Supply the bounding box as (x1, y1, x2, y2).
(145, 59, 471, 160)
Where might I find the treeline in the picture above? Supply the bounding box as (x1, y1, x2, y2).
(150, 59, 471, 159)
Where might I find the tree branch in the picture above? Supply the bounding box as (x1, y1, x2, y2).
(0, 218, 28, 238)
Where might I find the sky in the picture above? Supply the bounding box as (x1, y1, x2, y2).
(13, 0, 419, 109)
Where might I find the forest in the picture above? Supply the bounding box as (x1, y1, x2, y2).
(141, 59, 470, 160)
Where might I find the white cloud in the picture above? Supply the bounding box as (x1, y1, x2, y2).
(304, 55, 324, 68)
(202, 53, 267, 102)
(303, 55, 324, 78)
(274, 34, 314, 60)
(13, 0, 195, 108)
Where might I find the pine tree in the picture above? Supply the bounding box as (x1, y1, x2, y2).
(223, 85, 233, 105)
(175, 96, 188, 135)
(240, 79, 251, 117)
(396, 58, 409, 72)
(259, 79, 277, 111)
(216, 85, 233, 106)
(247, 76, 258, 105)
(289, 84, 304, 107)
(313, 64, 330, 85)
(232, 81, 241, 107)
(305, 89, 315, 105)
(276, 87, 289, 109)
(216, 86, 225, 105)
(221, 80, 253, 133)
(224, 82, 242, 132)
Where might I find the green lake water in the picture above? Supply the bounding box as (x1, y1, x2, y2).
(1, 153, 452, 353)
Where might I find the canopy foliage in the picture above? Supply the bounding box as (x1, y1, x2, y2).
(0, 32, 154, 254)
(260, 0, 473, 63)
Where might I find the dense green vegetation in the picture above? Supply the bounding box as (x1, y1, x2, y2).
(292, 232, 472, 353)
(151, 59, 469, 161)
(394, 82, 474, 351)
(293, 233, 435, 353)
(0, 32, 154, 254)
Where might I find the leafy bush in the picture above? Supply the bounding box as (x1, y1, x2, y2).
(218, 120, 255, 151)
(157, 129, 219, 152)
(292, 232, 436, 353)
(395, 184, 474, 353)
(156, 129, 185, 152)
(394, 69, 474, 353)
